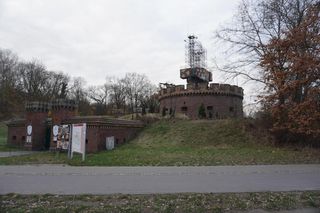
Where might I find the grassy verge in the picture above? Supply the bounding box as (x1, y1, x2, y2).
(1, 119, 319, 166)
(1, 191, 319, 212)
(0, 145, 22, 152)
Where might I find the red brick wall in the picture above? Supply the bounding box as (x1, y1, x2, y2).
(160, 94, 243, 119)
(7, 125, 25, 147)
(7, 120, 142, 153)
(25, 111, 48, 150)
(96, 127, 139, 151)
(52, 109, 76, 124)
(79, 126, 141, 153)
(86, 126, 99, 153)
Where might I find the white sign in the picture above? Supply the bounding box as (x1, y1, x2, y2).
(53, 125, 59, 136)
(71, 123, 86, 161)
(26, 136, 32, 143)
(106, 136, 114, 150)
(27, 125, 32, 135)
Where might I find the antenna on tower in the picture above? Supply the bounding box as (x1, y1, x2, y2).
(185, 34, 207, 69)
(180, 35, 211, 83)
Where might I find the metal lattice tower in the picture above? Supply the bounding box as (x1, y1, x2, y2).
(185, 35, 207, 69)
(180, 35, 212, 84)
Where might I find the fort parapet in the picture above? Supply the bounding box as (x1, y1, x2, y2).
(159, 83, 244, 119)
(25, 101, 50, 112)
(159, 83, 243, 100)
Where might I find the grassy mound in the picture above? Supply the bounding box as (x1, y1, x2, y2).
(1, 119, 320, 166)
(138, 119, 250, 146)
(80, 119, 320, 166)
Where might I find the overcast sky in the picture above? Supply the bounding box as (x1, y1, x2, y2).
(0, 0, 244, 86)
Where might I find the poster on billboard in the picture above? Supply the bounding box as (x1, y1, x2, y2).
(56, 125, 70, 150)
(71, 123, 86, 161)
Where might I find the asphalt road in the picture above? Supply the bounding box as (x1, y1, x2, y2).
(1, 164, 320, 194)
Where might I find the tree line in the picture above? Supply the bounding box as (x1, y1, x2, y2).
(0, 48, 158, 119)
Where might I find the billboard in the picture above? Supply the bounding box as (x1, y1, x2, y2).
(56, 125, 70, 150)
(71, 123, 86, 160)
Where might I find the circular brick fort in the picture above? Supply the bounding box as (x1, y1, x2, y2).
(159, 35, 243, 119)
(159, 81, 243, 119)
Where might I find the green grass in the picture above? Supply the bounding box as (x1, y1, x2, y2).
(1, 191, 319, 212)
(1, 119, 319, 166)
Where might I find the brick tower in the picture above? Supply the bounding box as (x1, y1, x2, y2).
(49, 99, 78, 150)
(159, 35, 243, 119)
(25, 102, 50, 150)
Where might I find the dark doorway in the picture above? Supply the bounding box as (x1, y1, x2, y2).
(181, 106, 188, 112)
(45, 126, 51, 150)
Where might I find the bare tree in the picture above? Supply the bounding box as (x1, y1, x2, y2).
(122, 72, 153, 116)
(108, 77, 127, 112)
(69, 77, 87, 102)
(215, 0, 317, 85)
(87, 84, 110, 115)
(46, 71, 70, 99)
(87, 85, 108, 105)
(139, 84, 159, 114)
(17, 60, 51, 101)
(0, 49, 18, 88)
(68, 77, 92, 115)
(0, 48, 21, 118)
(1, 49, 71, 118)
